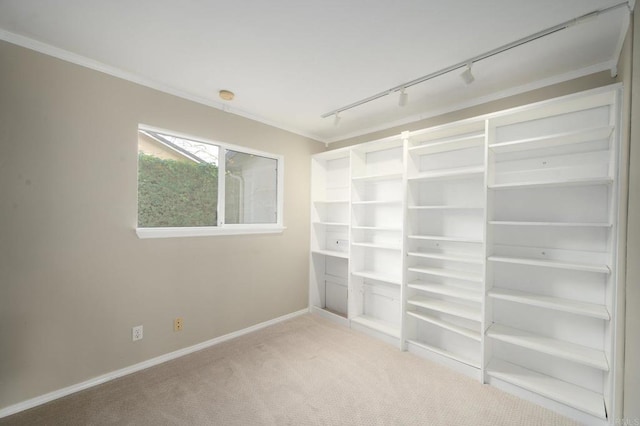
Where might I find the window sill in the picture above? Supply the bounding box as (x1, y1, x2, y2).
(136, 225, 286, 239)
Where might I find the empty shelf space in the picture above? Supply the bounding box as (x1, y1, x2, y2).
(486, 359, 606, 419)
(351, 270, 401, 286)
(351, 242, 401, 251)
(318, 307, 348, 319)
(407, 339, 480, 368)
(488, 255, 610, 274)
(488, 126, 613, 153)
(489, 221, 612, 228)
(486, 323, 609, 371)
(408, 235, 483, 244)
(408, 166, 484, 182)
(407, 297, 481, 321)
(407, 251, 483, 264)
(351, 315, 400, 338)
(488, 288, 610, 320)
(408, 133, 485, 155)
(489, 176, 613, 190)
(311, 249, 349, 259)
(408, 266, 483, 283)
(352, 172, 403, 182)
(407, 311, 481, 341)
(408, 281, 482, 302)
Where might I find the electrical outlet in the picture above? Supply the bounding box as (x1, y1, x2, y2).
(174, 317, 183, 332)
(132, 325, 143, 341)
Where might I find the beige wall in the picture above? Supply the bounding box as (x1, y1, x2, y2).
(0, 40, 323, 410)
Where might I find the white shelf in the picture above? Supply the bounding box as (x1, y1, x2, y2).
(352, 200, 402, 205)
(408, 235, 483, 244)
(407, 310, 481, 341)
(351, 270, 402, 286)
(311, 249, 349, 259)
(489, 221, 612, 228)
(486, 359, 606, 419)
(313, 221, 349, 227)
(352, 172, 403, 182)
(407, 297, 481, 322)
(408, 266, 483, 283)
(351, 242, 401, 251)
(488, 288, 610, 320)
(407, 339, 479, 368)
(408, 281, 482, 302)
(489, 176, 613, 190)
(408, 205, 483, 210)
(488, 126, 613, 153)
(408, 165, 484, 182)
(488, 255, 610, 274)
(407, 251, 483, 264)
(486, 324, 609, 371)
(352, 226, 402, 231)
(409, 133, 484, 156)
(351, 315, 400, 338)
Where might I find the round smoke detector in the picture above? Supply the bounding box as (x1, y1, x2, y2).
(219, 90, 235, 101)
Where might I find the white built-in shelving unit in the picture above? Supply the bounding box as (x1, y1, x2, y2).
(483, 88, 621, 424)
(308, 85, 624, 425)
(309, 148, 351, 325)
(403, 120, 486, 378)
(349, 137, 405, 345)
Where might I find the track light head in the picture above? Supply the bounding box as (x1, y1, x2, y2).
(333, 112, 341, 127)
(461, 63, 475, 85)
(398, 88, 408, 107)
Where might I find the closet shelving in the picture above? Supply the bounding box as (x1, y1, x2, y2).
(349, 137, 405, 343)
(309, 85, 623, 425)
(403, 120, 486, 374)
(483, 89, 620, 422)
(309, 148, 351, 324)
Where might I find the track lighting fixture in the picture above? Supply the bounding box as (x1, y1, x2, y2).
(398, 88, 408, 107)
(461, 63, 475, 85)
(333, 112, 341, 126)
(320, 1, 627, 120)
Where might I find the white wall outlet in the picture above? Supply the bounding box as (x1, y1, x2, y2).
(132, 325, 143, 341)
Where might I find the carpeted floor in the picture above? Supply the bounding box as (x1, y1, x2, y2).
(0, 314, 577, 425)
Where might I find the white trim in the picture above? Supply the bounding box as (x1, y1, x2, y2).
(324, 61, 616, 144)
(0, 308, 309, 419)
(136, 225, 286, 239)
(0, 29, 324, 144)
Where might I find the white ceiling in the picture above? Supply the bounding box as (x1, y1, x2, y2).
(0, 1, 631, 143)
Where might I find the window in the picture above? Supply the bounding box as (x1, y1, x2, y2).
(136, 126, 284, 238)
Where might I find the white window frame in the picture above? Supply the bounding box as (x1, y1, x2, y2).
(136, 124, 285, 238)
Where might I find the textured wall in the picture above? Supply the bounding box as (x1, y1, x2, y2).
(0, 40, 323, 410)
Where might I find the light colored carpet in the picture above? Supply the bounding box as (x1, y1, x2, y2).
(0, 314, 577, 425)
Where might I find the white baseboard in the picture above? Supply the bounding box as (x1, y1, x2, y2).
(0, 308, 309, 419)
